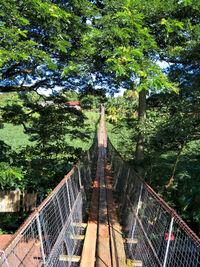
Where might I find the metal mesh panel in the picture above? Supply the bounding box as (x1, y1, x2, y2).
(0, 139, 97, 267)
(46, 192, 83, 267)
(107, 138, 200, 267)
(131, 220, 160, 267)
(166, 218, 200, 267)
(2, 217, 42, 267)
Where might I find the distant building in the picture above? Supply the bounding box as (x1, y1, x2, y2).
(64, 101, 81, 110)
(38, 101, 54, 107)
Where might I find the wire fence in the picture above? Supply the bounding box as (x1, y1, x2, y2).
(0, 139, 97, 267)
(107, 138, 200, 267)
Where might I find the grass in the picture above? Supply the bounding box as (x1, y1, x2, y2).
(0, 124, 32, 150)
(65, 111, 99, 151)
(0, 111, 99, 152)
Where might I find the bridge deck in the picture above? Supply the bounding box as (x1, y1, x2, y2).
(80, 107, 126, 267)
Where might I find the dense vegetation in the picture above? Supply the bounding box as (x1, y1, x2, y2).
(0, 92, 99, 192)
(0, 0, 200, 235)
(0, 92, 99, 233)
(106, 93, 200, 236)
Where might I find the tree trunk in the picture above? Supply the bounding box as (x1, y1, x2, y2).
(165, 140, 186, 189)
(135, 89, 146, 174)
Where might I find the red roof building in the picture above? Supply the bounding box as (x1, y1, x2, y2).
(64, 101, 81, 110)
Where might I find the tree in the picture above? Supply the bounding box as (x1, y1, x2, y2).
(0, 90, 95, 192)
(137, 0, 200, 94)
(0, 0, 99, 194)
(0, 0, 90, 93)
(79, 83, 106, 110)
(83, 0, 176, 172)
(124, 90, 139, 102)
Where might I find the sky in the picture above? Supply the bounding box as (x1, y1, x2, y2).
(37, 60, 170, 97)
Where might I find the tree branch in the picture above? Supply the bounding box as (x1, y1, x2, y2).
(0, 78, 64, 93)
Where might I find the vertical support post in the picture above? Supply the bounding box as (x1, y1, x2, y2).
(56, 195, 64, 226)
(39, 211, 51, 255)
(136, 184, 143, 215)
(124, 168, 130, 193)
(66, 180, 71, 211)
(163, 217, 174, 267)
(56, 193, 70, 256)
(87, 151, 92, 183)
(131, 184, 143, 241)
(78, 165, 82, 189)
(120, 168, 130, 215)
(66, 178, 75, 238)
(36, 213, 46, 264)
(113, 161, 122, 190)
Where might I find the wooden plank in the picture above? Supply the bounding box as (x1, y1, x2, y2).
(70, 234, 85, 240)
(72, 222, 87, 228)
(59, 255, 80, 262)
(106, 187, 127, 267)
(96, 148, 112, 267)
(124, 238, 138, 244)
(105, 164, 127, 267)
(80, 171, 99, 267)
(127, 259, 143, 267)
(81, 107, 112, 267)
(132, 260, 143, 267)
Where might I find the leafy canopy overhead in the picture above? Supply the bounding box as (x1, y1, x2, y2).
(0, 0, 90, 93)
(80, 0, 178, 94)
(0, 0, 200, 96)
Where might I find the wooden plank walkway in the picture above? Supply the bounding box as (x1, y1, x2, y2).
(80, 106, 127, 267)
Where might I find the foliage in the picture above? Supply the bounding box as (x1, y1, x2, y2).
(79, 84, 107, 110)
(83, 0, 177, 95)
(106, 90, 200, 235)
(0, 92, 99, 193)
(137, 0, 200, 95)
(0, 162, 24, 190)
(106, 96, 138, 161)
(0, 0, 91, 93)
(106, 96, 137, 124)
(0, 212, 31, 234)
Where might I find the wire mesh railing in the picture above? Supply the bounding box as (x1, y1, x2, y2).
(107, 138, 200, 267)
(0, 139, 97, 267)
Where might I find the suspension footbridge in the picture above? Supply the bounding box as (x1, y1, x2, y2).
(0, 107, 200, 267)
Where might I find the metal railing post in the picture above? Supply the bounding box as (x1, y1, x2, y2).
(131, 184, 143, 240)
(66, 179, 71, 211)
(55, 193, 71, 255)
(56, 195, 64, 226)
(39, 211, 51, 256)
(113, 161, 122, 190)
(124, 168, 130, 193)
(136, 184, 143, 215)
(163, 216, 174, 267)
(78, 165, 82, 189)
(36, 214, 46, 264)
